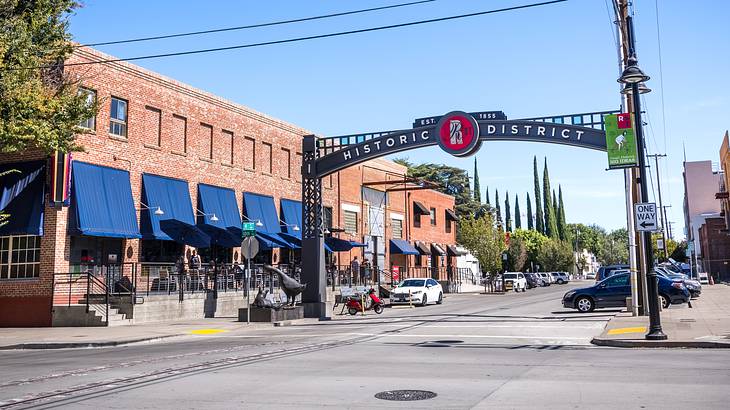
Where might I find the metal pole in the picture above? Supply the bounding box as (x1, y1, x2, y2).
(629, 59, 666, 339)
(246, 256, 251, 324)
(649, 154, 669, 259)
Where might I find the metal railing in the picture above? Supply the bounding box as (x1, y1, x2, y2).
(52, 271, 110, 325)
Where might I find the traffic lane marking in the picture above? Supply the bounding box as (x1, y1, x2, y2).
(606, 326, 647, 335)
(190, 329, 228, 335)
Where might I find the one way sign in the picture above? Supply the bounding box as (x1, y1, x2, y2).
(634, 202, 658, 232)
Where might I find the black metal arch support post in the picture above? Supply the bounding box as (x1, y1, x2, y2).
(301, 135, 327, 318)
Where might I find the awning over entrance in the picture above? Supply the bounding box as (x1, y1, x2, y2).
(69, 161, 141, 238)
(447, 244, 467, 257)
(414, 241, 430, 255)
(431, 243, 446, 256)
(141, 174, 210, 248)
(280, 199, 302, 235)
(325, 236, 356, 252)
(445, 208, 458, 222)
(413, 201, 430, 216)
(389, 239, 419, 255)
(243, 192, 295, 250)
(197, 184, 241, 247)
(0, 160, 45, 236)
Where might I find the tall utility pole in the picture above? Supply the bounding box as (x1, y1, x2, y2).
(648, 154, 668, 259)
(663, 206, 673, 239)
(613, 0, 645, 316)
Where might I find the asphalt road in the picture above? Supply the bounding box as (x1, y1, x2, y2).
(1, 282, 729, 409)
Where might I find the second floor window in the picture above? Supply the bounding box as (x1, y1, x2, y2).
(391, 218, 403, 238)
(344, 210, 358, 234)
(109, 97, 128, 137)
(79, 88, 96, 130)
(430, 207, 437, 226)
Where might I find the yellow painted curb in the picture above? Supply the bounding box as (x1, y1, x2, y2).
(190, 329, 227, 335)
(607, 326, 647, 335)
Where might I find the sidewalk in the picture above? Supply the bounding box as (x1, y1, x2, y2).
(0, 317, 283, 350)
(592, 284, 730, 348)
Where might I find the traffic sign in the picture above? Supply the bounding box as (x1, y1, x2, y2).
(634, 202, 658, 232)
(241, 236, 259, 260)
(241, 221, 256, 238)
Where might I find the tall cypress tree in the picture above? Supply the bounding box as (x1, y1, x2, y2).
(485, 185, 490, 206)
(514, 194, 522, 230)
(543, 158, 558, 239)
(505, 191, 512, 232)
(473, 157, 481, 203)
(526, 192, 534, 230)
(533, 156, 544, 234)
(495, 189, 502, 225)
(557, 185, 567, 241)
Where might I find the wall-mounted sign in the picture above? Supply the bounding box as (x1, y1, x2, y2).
(604, 113, 638, 169)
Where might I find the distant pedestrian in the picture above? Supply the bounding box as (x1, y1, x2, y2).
(351, 257, 360, 286)
(190, 250, 202, 272)
(361, 259, 371, 285)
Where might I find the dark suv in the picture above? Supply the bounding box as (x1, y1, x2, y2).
(524, 273, 541, 289)
(596, 264, 630, 282)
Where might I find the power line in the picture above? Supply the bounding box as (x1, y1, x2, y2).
(80, 0, 438, 48)
(4, 0, 567, 71)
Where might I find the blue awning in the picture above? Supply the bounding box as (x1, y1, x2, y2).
(325, 237, 355, 252)
(69, 161, 141, 238)
(280, 199, 302, 235)
(349, 241, 367, 248)
(197, 184, 241, 247)
(390, 239, 419, 255)
(243, 192, 295, 249)
(0, 160, 45, 236)
(141, 174, 210, 247)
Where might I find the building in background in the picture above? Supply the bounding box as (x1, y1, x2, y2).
(682, 160, 723, 276)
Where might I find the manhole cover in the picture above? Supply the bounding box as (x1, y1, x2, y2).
(375, 390, 437, 401)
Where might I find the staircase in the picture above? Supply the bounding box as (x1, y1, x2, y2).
(52, 272, 133, 327)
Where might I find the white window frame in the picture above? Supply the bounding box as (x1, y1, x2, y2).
(0, 235, 41, 280)
(109, 96, 128, 137)
(79, 88, 96, 130)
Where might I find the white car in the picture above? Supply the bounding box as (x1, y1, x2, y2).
(537, 272, 552, 286)
(585, 272, 596, 280)
(503, 272, 527, 292)
(390, 278, 443, 306)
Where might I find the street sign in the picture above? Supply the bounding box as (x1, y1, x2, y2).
(634, 202, 658, 232)
(241, 221, 256, 238)
(241, 236, 259, 260)
(604, 113, 639, 169)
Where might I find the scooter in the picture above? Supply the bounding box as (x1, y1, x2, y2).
(346, 288, 384, 315)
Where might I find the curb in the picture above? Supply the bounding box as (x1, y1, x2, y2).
(0, 334, 182, 350)
(591, 337, 730, 349)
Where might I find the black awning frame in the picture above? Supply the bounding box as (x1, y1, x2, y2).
(413, 201, 430, 216)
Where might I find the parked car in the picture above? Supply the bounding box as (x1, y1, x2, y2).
(551, 272, 570, 284)
(585, 272, 596, 280)
(563, 272, 690, 312)
(524, 273, 541, 289)
(596, 264, 630, 282)
(537, 272, 552, 286)
(655, 267, 701, 298)
(503, 272, 527, 292)
(390, 278, 443, 306)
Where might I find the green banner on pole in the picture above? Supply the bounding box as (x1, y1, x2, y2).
(241, 221, 256, 238)
(604, 113, 638, 169)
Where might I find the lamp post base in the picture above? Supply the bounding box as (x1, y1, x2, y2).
(645, 329, 668, 340)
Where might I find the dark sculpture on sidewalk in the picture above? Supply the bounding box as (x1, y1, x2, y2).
(263, 264, 306, 307)
(253, 287, 282, 310)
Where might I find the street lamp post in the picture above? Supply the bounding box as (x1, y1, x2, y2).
(618, 16, 666, 341)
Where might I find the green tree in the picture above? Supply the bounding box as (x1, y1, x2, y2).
(533, 156, 544, 234)
(506, 235, 527, 272)
(598, 228, 629, 265)
(526, 192, 534, 230)
(0, 0, 97, 154)
(473, 157, 481, 202)
(543, 159, 558, 239)
(652, 233, 678, 263)
(511, 229, 549, 271)
(495, 189, 501, 226)
(567, 223, 605, 256)
(537, 238, 574, 272)
(485, 186, 490, 206)
(504, 191, 512, 232)
(670, 241, 688, 262)
(459, 213, 505, 276)
(557, 185, 567, 241)
(514, 194, 522, 230)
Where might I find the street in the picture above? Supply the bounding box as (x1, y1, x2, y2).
(2, 282, 729, 409)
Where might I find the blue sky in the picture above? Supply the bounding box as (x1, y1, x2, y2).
(69, 0, 730, 238)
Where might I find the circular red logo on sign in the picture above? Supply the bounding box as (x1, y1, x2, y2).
(435, 111, 480, 157)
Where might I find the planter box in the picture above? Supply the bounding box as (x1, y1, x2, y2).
(238, 306, 304, 322)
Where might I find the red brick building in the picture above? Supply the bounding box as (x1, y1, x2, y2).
(0, 48, 458, 326)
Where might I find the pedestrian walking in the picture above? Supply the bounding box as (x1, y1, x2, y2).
(361, 259, 371, 285)
(350, 256, 359, 286)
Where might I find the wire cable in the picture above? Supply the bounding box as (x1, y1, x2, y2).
(4, 0, 567, 71)
(80, 0, 438, 48)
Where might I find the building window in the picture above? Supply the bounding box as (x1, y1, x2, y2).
(430, 207, 437, 226)
(323, 206, 333, 230)
(200, 123, 213, 160)
(414, 215, 421, 228)
(392, 218, 403, 239)
(79, 88, 96, 130)
(282, 148, 291, 179)
(446, 219, 452, 234)
(344, 210, 358, 234)
(0, 235, 41, 279)
(222, 130, 234, 165)
(262, 142, 273, 174)
(172, 114, 187, 153)
(244, 137, 256, 170)
(143, 106, 162, 147)
(109, 97, 128, 137)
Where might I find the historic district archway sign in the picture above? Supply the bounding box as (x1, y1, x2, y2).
(299, 109, 616, 317)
